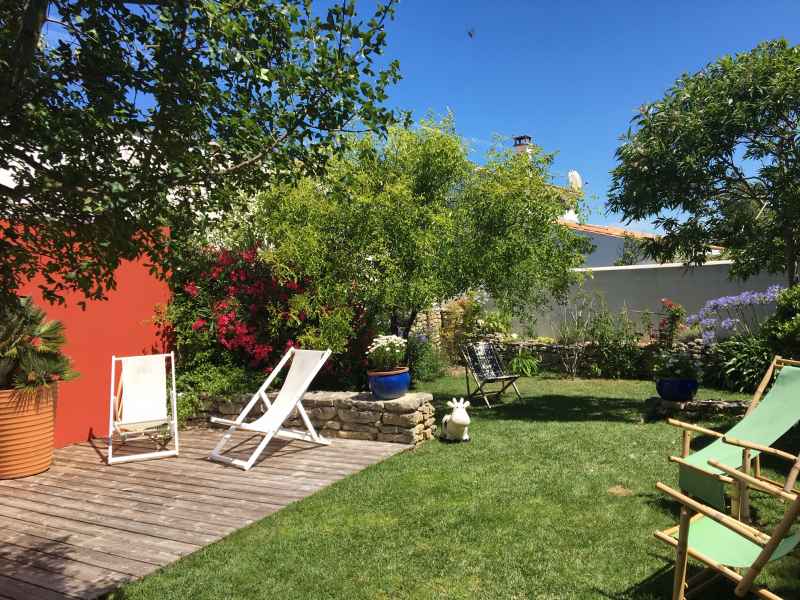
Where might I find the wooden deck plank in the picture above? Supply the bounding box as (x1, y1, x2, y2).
(0, 530, 154, 577)
(0, 430, 408, 599)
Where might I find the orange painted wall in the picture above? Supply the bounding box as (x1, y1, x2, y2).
(20, 260, 170, 448)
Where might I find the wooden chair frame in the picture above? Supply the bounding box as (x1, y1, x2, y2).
(668, 355, 800, 519)
(461, 342, 522, 408)
(655, 469, 800, 600)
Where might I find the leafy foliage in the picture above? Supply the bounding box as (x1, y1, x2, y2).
(763, 284, 800, 358)
(167, 244, 374, 393)
(653, 349, 702, 380)
(0, 0, 401, 310)
(0, 297, 76, 391)
(508, 349, 540, 377)
(406, 336, 446, 382)
(223, 117, 588, 337)
(555, 292, 643, 378)
(703, 336, 773, 392)
(609, 40, 800, 286)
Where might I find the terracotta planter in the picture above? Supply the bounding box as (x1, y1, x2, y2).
(0, 387, 56, 479)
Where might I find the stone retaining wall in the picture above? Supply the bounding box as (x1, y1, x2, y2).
(199, 391, 436, 446)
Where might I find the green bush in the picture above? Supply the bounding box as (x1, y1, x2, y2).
(509, 349, 540, 377)
(407, 336, 447, 382)
(174, 352, 263, 424)
(703, 336, 772, 393)
(764, 285, 800, 359)
(556, 293, 643, 378)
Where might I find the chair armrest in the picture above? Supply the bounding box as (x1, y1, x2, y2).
(667, 419, 724, 438)
(723, 436, 798, 463)
(656, 482, 771, 547)
(708, 459, 798, 502)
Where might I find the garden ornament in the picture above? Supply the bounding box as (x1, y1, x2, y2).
(441, 397, 471, 442)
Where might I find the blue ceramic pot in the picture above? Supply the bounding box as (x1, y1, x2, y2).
(656, 378, 699, 402)
(368, 368, 411, 400)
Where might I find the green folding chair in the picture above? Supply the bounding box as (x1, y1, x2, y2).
(655, 457, 800, 600)
(668, 356, 800, 516)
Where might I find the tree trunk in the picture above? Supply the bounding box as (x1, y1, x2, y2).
(2, 0, 49, 113)
(404, 308, 419, 340)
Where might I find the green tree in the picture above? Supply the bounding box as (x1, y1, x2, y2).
(0, 0, 400, 309)
(213, 116, 590, 340)
(608, 40, 800, 286)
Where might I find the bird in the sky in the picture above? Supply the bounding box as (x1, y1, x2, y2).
(467, 28, 475, 39)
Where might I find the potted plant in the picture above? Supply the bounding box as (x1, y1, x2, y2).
(654, 349, 700, 402)
(0, 297, 76, 479)
(366, 335, 410, 400)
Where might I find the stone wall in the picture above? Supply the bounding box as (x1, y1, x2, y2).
(198, 391, 436, 446)
(410, 305, 443, 348)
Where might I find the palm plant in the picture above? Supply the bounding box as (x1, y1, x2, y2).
(0, 297, 76, 391)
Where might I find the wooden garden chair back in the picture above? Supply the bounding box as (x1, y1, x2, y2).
(209, 347, 331, 471)
(107, 352, 179, 465)
(655, 457, 800, 600)
(667, 356, 800, 516)
(461, 341, 522, 408)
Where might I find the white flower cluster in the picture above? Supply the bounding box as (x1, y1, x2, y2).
(366, 334, 406, 355)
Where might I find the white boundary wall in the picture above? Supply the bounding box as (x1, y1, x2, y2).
(531, 260, 785, 337)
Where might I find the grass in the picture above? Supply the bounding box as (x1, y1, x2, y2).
(115, 376, 799, 600)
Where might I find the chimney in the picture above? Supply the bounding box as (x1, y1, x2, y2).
(512, 134, 532, 154)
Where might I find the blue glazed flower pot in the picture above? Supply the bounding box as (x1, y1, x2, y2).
(368, 368, 411, 400)
(656, 378, 699, 402)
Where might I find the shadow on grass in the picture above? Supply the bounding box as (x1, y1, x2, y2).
(429, 392, 646, 424)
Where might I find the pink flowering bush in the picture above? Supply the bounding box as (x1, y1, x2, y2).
(164, 245, 373, 419)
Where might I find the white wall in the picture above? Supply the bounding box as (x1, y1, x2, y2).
(530, 261, 785, 337)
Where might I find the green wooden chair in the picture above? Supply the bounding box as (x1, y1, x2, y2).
(655, 455, 800, 600)
(668, 356, 800, 517)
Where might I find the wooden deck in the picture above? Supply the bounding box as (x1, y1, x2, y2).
(0, 429, 409, 599)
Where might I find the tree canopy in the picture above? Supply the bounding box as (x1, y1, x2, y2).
(608, 39, 800, 286)
(0, 0, 400, 309)
(208, 116, 589, 341)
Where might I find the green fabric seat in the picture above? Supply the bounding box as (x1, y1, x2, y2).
(669, 515, 800, 568)
(679, 365, 800, 509)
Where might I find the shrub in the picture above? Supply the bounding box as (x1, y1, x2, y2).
(703, 336, 772, 392)
(556, 293, 642, 378)
(763, 284, 800, 358)
(509, 349, 540, 377)
(167, 244, 377, 412)
(174, 355, 261, 424)
(406, 336, 446, 382)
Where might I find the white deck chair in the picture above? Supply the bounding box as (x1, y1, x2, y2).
(209, 348, 332, 471)
(107, 352, 179, 465)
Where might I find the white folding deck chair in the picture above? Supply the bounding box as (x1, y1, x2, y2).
(209, 347, 332, 471)
(107, 352, 179, 465)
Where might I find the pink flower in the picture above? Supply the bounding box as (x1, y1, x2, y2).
(191, 318, 207, 331)
(184, 282, 199, 297)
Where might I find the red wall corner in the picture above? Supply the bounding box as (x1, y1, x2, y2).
(20, 260, 171, 448)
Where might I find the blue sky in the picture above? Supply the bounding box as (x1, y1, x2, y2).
(379, 0, 800, 231)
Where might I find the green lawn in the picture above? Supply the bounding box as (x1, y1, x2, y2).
(115, 376, 800, 599)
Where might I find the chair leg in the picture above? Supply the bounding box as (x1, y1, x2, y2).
(511, 381, 522, 401)
(476, 382, 492, 408)
(673, 506, 692, 600)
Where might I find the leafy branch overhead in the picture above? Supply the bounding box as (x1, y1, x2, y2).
(0, 0, 402, 309)
(609, 39, 800, 286)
